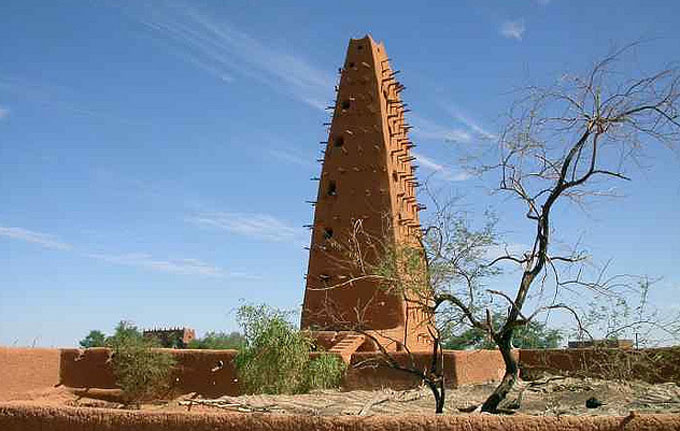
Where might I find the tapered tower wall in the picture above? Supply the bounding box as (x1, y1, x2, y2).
(301, 35, 430, 351)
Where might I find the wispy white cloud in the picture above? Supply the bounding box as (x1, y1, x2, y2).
(87, 252, 244, 277)
(410, 115, 473, 143)
(0, 105, 9, 120)
(267, 148, 314, 168)
(0, 226, 72, 250)
(413, 152, 471, 182)
(450, 111, 496, 140)
(0, 76, 145, 125)
(129, 2, 334, 110)
(500, 19, 526, 41)
(411, 108, 496, 145)
(188, 212, 300, 242)
(0, 225, 249, 278)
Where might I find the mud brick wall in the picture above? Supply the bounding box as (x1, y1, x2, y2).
(60, 348, 240, 397)
(345, 350, 505, 390)
(1, 404, 679, 431)
(1, 347, 505, 400)
(519, 347, 680, 383)
(451, 349, 506, 386)
(0, 347, 61, 401)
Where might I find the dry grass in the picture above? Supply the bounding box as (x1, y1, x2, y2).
(9, 374, 678, 417)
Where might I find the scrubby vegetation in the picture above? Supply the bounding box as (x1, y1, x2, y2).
(234, 304, 346, 394)
(79, 321, 177, 405)
(107, 321, 177, 405)
(303, 354, 347, 391)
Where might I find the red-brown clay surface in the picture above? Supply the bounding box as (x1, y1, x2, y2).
(8, 346, 680, 399)
(0, 347, 503, 401)
(0, 347, 61, 401)
(346, 350, 504, 390)
(56, 348, 504, 395)
(1, 403, 678, 431)
(60, 348, 241, 397)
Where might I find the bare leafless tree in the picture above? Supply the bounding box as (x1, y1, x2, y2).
(468, 43, 680, 411)
(308, 44, 680, 413)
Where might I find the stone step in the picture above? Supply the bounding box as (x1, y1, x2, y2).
(328, 334, 367, 364)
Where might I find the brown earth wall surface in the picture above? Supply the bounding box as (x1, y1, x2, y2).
(345, 350, 504, 390)
(3, 347, 505, 400)
(1, 404, 679, 431)
(60, 348, 240, 397)
(0, 348, 61, 401)
(451, 349, 506, 386)
(519, 347, 680, 383)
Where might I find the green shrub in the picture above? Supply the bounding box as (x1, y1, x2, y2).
(106, 321, 177, 405)
(234, 305, 314, 394)
(303, 354, 347, 391)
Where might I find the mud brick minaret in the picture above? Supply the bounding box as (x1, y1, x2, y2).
(301, 35, 431, 357)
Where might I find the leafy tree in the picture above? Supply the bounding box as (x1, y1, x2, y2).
(106, 320, 144, 345)
(79, 330, 106, 348)
(443, 314, 562, 350)
(187, 331, 245, 350)
(303, 354, 347, 392)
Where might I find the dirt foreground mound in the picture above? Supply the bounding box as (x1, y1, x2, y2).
(1, 403, 679, 431)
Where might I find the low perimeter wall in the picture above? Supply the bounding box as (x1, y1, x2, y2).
(4, 346, 679, 402)
(519, 347, 680, 383)
(0, 348, 61, 401)
(60, 348, 241, 398)
(1, 404, 678, 431)
(345, 350, 504, 390)
(0, 347, 504, 401)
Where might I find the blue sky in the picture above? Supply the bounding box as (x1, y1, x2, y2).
(1, 1, 679, 347)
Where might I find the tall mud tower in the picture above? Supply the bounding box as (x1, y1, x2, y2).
(301, 35, 431, 353)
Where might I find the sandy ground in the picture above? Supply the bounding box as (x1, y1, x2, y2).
(6, 375, 680, 417)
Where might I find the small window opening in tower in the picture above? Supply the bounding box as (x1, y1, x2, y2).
(334, 136, 344, 147)
(327, 180, 337, 196)
(319, 274, 331, 282)
(392, 171, 399, 182)
(357, 45, 363, 50)
(341, 99, 351, 110)
(323, 227, 334, 240)
(348, 62, 355, 68)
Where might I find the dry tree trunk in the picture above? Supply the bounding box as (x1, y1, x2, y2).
(481, 331, 519, 413)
